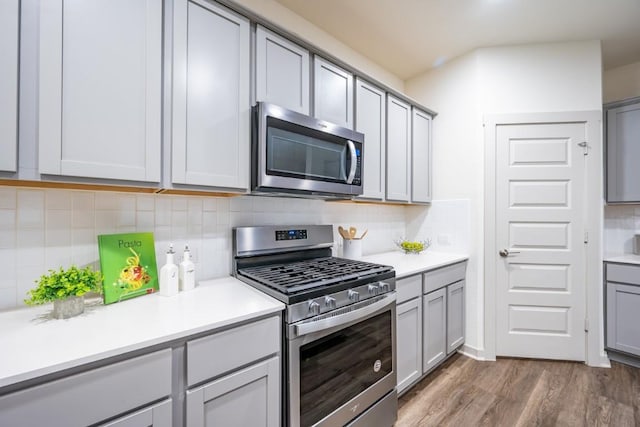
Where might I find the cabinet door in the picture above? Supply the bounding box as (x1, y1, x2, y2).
(397, 297, 422, 394)
(100, 399, 171, 427)
(411, 108, 432, 203)
(423, 288, 446, 373)
(255, 25, 309, 114)
(386, 95, 411, 202)
(355, 79, 386, 200)
(447, 280, 465, 354)
(186, 356, 280, 427)
(38, 0, 162, 182)
(606, 282, 640, 356)
(313, 56, 353, 128)
(607, 101, 640, 202)
(172, 0, 249, 189)
(0, 0, 19, 172)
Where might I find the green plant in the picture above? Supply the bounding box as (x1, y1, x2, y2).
(25, 265, 103, 305)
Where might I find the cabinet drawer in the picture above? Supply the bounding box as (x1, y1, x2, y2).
(606, 263, 640, 286)
(423, 262, 467, 294)
(396, 274, 422, 304)
(0, 349, 172, 427)
(187, 316, 280, 387)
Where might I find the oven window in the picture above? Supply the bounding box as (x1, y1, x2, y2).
(266, 117, 348, 183)
(299, 311, 392, 427)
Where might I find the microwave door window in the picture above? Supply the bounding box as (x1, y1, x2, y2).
(267, 128, 347, 182)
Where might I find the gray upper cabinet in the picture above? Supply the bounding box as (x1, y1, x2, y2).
(255, 25, 310, 114)
(386, 95, 411, 202)
(172, 0, 250, 190)
(606, 99, 640, 203)
(355, 79, 386, 200)
(0, 0, 19, 172)
(38, 0, 162, 182)
(313, 56, 353, 128)
(411, 108, 432, 203)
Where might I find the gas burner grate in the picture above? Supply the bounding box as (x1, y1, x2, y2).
(238, 257, 392, 294)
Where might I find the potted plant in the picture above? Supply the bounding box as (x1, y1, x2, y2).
(25, 265, 103, 319)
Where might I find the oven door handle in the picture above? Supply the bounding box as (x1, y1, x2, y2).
(293, 293, 396, 338)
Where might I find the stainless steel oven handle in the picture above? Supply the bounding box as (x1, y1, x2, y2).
(293, 292, 396, 338)
(346, 140, 357, 184)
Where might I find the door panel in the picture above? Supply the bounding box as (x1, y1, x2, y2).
(496, 121, 586, 361)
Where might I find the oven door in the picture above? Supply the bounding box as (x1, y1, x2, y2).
(288, 292, 397, 427)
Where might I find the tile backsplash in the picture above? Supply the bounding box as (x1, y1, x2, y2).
(1, 187, 452, 310)
(604, 205, 640, 254)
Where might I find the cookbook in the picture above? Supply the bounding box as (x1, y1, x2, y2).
(98, 232, 159, 304)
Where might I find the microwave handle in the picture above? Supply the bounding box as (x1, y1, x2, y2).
(346, 140, 357, 184)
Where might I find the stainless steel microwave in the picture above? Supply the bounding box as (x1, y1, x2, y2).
(252, 102, 364, 198)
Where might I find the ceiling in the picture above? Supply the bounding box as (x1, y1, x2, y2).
(273, 0, 640, 80)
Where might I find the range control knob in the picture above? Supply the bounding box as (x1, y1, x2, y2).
(324, 296, 337, 309)
(379, 282, 390, 292)
(348, 289, 360, 302)
(308, 300, 321, 315)
(368, 284, 380, 295)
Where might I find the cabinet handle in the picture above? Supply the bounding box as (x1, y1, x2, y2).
(499, 249, 520, 258)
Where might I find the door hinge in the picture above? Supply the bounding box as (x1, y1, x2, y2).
(578, 141, 589, 155)
(584, 317, 589, 332)
(584, 230, 589, 244)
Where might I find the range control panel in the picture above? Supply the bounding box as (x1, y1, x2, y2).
(275, 229, 308, 241)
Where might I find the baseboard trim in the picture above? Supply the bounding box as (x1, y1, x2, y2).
(458, 344, 495, 361)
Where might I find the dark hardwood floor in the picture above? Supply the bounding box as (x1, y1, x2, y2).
(397, 354, 640, 426)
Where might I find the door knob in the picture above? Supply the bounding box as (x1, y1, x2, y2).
(499, 249, 520, 257)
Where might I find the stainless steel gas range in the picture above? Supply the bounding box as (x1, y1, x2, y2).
(232, 225, 397, 427)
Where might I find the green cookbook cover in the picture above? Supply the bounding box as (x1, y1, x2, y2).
(98, 232, 159, 304)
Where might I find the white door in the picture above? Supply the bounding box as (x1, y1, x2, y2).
(495, 120, 587, 361)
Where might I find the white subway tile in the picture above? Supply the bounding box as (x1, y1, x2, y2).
(155, 209, 171, 227)
(0, 187, 16, 209)
(72, 210, 95, 229)
(45, 247, 73, 270)
(136, 195, 155, 211)
(18, 228, 45, 247)
(17, 189, 44, 210)
(72, 191, 95, 211)
(95, 192, 117, 210)
(136, 211, 155, 229)
(203, 211, 217, 234)
(0, 249, 16, 280)
(0, 287, 17, 311)
(230, 196, 252, 212)
(15, 246, 44, 267)
(172, 197, 188, 211)
(202, 198, 217, 212)
(95, 211, 117, 233)
(117, 210, 136, 227)
(117, 195, 136, 212)
(45, 190, 72, 210)
(0, 209, 16, 229)
(0, 229, 17, 248)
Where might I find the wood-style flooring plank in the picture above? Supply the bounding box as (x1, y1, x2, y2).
(396, 354, 640, 427)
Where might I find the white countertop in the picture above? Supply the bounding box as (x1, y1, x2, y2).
(604, 253, 640, 265)
(361, 250, 468, 278)
(0, 277, 284, 389)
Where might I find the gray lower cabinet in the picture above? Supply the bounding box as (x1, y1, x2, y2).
(186, 357, 279, 427)
(605, 262, 640, 360)
(606, 98, 640, 203)
(447, 280, 465, 354)
(185, 316, 281, 426)
(101, 399, 172, 427)
(423, 287, 447, 373)
(0, 349, 173, 427)
(396, 275, 422, 394)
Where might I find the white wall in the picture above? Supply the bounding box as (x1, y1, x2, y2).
(0, 187, 407, 311)
(603, 60, 640, 103)
(405, 40, 603, 359)
(229, 0, 404, 92)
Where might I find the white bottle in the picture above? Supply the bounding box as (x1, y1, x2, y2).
(159, 244, 179, 297)
(179, 245, 196, 292)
